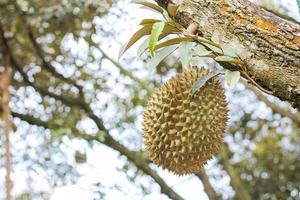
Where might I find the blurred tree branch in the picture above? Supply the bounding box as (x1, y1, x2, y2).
(14, 5, 83, 90)
(246, 83, 300, 126)
(0, 16, 184, 200)
(1, 108, 184, 200)
(96, 45, 152, 93)
(195, 169, 221, 200)
(219, 144, 252, 200)
(3, 105, 257, 200)
(0, 42, 12, 200)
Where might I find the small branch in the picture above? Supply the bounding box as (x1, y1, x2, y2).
(0, 21, 107, 136)
(195, 169, 221, 200)
(245, 82, 300, 126)
(93, 43, 152, 94)
(219, 144, 252, 200)
(240, 71, 273, 95)
(11, 4, 83, 91)
(185, 22, 198, 35)
(26, 21, 82, 89)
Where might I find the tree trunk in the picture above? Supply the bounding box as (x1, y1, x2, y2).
(157, 0, 300, 109)
(1, 51, 12, 200)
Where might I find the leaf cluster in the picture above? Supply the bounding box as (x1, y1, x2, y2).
(119, 0, 243, 93)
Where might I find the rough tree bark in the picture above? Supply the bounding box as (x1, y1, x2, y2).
(156, 0, 300, 109)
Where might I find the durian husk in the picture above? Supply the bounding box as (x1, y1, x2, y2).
(142, 67, 228, 175)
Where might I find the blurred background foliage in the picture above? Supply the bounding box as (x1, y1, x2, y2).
(0, 0, 300, 199)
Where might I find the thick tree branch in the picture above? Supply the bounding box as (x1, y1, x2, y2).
(6, 109, 184, 200)
(156, 0, 300, 109)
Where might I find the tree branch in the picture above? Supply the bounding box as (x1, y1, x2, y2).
(1, 23, 179, 199)
(5, 109, 184, 200)
(20, 13, 82, 89)
(92, 43, 152, 93)
(219, 144, 252, 200)
(0, 43, 12, 200)
(246, 82, 300, 126)
(156, 0, 300, 109)
(195, 169, 221, 200)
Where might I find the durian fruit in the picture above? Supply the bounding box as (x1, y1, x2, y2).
(142, 67, 228, 175)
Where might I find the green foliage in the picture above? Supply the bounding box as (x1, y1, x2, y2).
(192, 44, 212, 57)
(131, 0, 164, 14)
(148, 45, 178, 73)
(192, 72, 220, 94)
(179, 41, 193, 69)
(155, 37, 193, 50)
(149, 22, 165, 57)
(121, 0, 244, 90)
(119, 24, 153, 59)
(215, 55, 239, 63)
(225, 70, 240, 88)
(166, 4, 180, 17)
(232, 119, 300, 200)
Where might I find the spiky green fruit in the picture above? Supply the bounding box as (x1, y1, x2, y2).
(142, 67, 228, 175)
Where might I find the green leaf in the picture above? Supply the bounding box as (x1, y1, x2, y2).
(148, 45, 178, 74)
(137, 37, 150, 57)
(155, 37, 193, 50)
(159, 24, 181, 37)
(139, 19, 161, 25)
(149, 22, 165, 57)
(192, 43, 212, 57)
(131, 0, 164, 14)
(179, 41, 193, 69)
(167, 21, 185, 29)
(137, 26, 182, 56)
(119, 24, 153, 59)
(215, 55, 238, 62)
(221, 44, 239, 58)
(167, 4, 179, 17)
(192, 72, 219, 94)
(203, 43, 223, 54)
(190, 57, 199, 66)
(225, 69, 240, 88)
